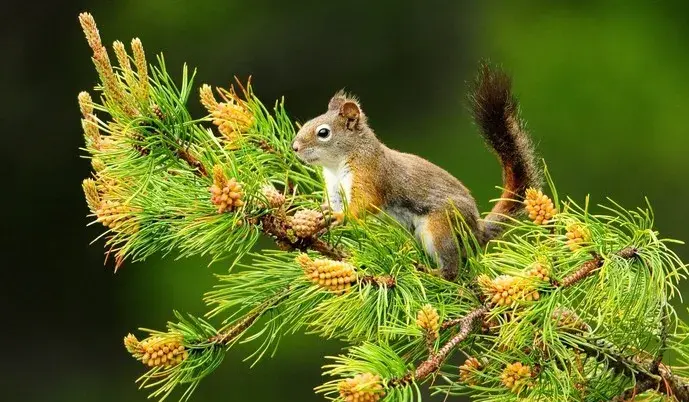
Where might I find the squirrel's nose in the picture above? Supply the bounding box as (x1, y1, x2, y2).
(292, 141, 300, 152)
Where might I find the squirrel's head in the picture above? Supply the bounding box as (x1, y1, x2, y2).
(292, 91, 373, 168)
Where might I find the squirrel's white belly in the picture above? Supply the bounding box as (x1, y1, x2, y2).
(322, 162, 352, 212)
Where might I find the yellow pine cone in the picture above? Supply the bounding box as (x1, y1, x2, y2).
(123, 334, 189, 368)
(477, 274, 540, 307)
(199, 84, 254, 143)
(500, 362, 534, 393)
(524, 188, 556, 225)
(96, 200, 139, 234)
(291, 209, 324, 238)
(82, 178, 101, 214)
(210, 165, 244, 213)
(260, 184, 285, 209)
(565, 223, 590, 251)
(459, 357, 483, 385)
(91, 158, 106, 173)
(528, 261, 550, 283)
(338, 373, 385, 402)
(78, 91, 94, 118)
(296, 254, 357, 294)
(416, 304, 440, 337)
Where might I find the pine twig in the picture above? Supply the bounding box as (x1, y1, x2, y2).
(412, 307, 487, 381)
(176, 146, 208, 177)
(555, 247, 638, 288)
(209, 289, 290, 345)
(258, 213, 348, 261)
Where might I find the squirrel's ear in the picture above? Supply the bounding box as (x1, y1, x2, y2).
(328, 91, 347, 111)
(339, 101, 361, 129)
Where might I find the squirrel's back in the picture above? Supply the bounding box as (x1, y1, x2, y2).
(378, 147, 480, 233)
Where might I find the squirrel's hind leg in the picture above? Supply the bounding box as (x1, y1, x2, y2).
(415, 212, 459, 281)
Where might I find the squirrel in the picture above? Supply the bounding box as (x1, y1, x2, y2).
(291, 64, 539, 281)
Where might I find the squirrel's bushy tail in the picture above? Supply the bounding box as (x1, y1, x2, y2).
(470, 63, 540, 244)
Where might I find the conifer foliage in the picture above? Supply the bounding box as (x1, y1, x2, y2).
(77, 13, 689, 402)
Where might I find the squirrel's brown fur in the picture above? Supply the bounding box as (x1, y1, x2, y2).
(292, 63, 539, 280)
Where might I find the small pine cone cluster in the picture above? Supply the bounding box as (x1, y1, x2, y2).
(91, 157, 106, 173)
(212, 102, 254, 142)
(96, 200, 139, 234)
(291, 209, 324, 238)
(552, 308, 591, 333)
(477, 275, 540, 307)
(151, 104, 164, 120)
(199, 85, 254, 143)
(416, 304, 440, 337)
(260, 184, 285, 209)
(123, 333, 139, 354)
(565, 223, 590, 251)
(500, 362, 534, 393)
(459, 357, 483, 385)
(123, 334, 189, 368)
(338, 373, 385, 402)
(210, 166, 244, 213)
(296, 254, 357, 294)
(524, 188, 556, 225)
(528, 261, 550, 283)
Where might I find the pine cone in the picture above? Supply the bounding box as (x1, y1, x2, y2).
(78, 91, 94, 118)
(338, 373, 385, 402)
(124, 334, 188, 368)
(91, 157, 106, 172)
(524, 188, 556, 225)
(416, 304, 440, 337)
(152, 104, 164, 120)
(459, 357, 483, 385)
(291, 209, 324, 238)
(296, 254, 357, 294)
(200, 85, 254, 144)
(500, 362, 534, 393)
(565, 223, 590, 251)
(260, 184, 285, 209)
(123, 333, 139, 354)
(210, 166, 244, 213)
(552, 308, 591, 333)
(478, 274, 540, 307)
(528, 261, 550, 283)
(96, 200, 139, 234)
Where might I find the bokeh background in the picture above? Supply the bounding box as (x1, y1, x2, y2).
(3, 1, 689, 401)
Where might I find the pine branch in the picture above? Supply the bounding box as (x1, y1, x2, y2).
(208, 288, 290, 345)
(554, 247, 638, 288)
(258, 213, 348, 260)
(412, 307, 487, 381)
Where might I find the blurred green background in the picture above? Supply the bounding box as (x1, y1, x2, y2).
(4, 1, 689, 401)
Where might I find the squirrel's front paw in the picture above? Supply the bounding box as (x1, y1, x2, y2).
(321, 203, 345, 227)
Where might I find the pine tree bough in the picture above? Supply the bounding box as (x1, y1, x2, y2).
(555, 247, 638, 288)
(258, 213, 348, 260)
(76, 13, 689, 402)
(412, 307, 488, 381)
(208, 289, 290, 345)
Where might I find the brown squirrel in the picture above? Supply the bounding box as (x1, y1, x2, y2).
(291, 64, 539, 280)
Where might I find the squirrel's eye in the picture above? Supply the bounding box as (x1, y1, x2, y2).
(316, 124, 332, 141)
